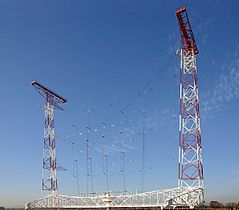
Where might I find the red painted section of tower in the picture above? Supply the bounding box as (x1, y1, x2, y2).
(176, 6, 199, 55)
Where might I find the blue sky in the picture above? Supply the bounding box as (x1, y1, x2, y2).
(0, 0, 239, 207)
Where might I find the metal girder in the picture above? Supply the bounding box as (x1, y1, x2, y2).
(26, 187, 203, 209)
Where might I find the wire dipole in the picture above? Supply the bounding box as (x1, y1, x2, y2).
(71, 141, 80, 194)
(141, 94, 147, 192)
(73, 159, 80, 195)
(86, 110, 90, 194)
(60, 54, 178, 195)
(103, 153, 109, 192)
(120, 151, 126, 192)
(86, 135, 90, 194)
(86, 109, 94, 194)
(55, 50, 178, 197)
(86, 137, 91, 194)
(89, 157, 94, 193)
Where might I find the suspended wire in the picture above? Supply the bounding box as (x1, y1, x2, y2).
(65, 51, 178, 144)
(119, 53, 177, 114)
(59, 51, 179, 194)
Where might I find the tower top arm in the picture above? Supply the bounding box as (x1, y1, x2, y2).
(32, 80, 67, 110)
(176, 6, 199, 55)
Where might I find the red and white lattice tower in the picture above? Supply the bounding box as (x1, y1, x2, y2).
(32, 80, 67, 196)
(176, 6, 204, 194)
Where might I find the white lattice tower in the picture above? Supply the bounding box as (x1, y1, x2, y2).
(42, 101, 57, 196)
(178, 48, 204, 191)
(32, 80, 67, 196)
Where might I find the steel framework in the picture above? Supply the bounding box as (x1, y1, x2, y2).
(32, 81, 67, 196)
(176, 5, 204, 200)
(26, 187, 203, 209)
(26, 6, 205, 210)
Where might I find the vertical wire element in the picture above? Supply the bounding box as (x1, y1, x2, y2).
(103, 153, 109, 192)
(120, 151, 126, 192)
(90, 157, 94, 193)
(102, 146, 106, 190)
(86, 109, 94, 194)
(86, 133, 90, 194)
(118, 123, 126, 193)
(71, 140, 80, 195)
(141, 95, 146, 192)
(86, 110, 90, 194)
(73, 159, 80, 195)
(71, 141, 76, 191)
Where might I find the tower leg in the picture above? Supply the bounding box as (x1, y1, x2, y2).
(42, 101, 58, 196)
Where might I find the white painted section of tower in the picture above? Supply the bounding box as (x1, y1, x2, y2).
(178, 49, 204, 203)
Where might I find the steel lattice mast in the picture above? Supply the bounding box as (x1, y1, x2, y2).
(176, 6, 204, 193)
(32, 80, 67, 196)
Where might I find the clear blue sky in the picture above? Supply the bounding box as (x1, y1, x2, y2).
(0, 0, 238, 207)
